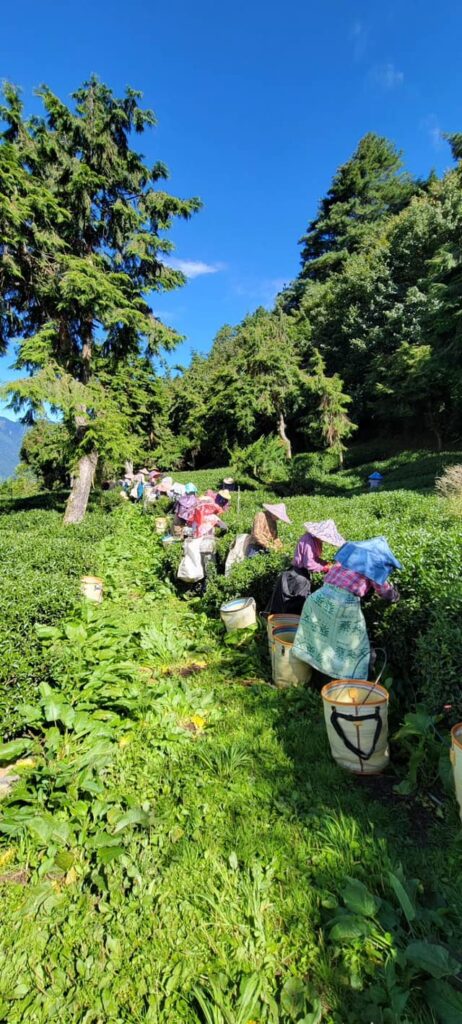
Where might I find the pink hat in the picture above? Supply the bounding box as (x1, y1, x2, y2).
(262, 503, 291, 524)
(303, 520, 345, 546)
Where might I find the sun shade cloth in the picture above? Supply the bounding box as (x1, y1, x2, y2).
(335, 537, 402, 585)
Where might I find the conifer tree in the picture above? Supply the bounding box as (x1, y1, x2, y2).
(0, 78, 200, 521)
(291, 133, 417, 296)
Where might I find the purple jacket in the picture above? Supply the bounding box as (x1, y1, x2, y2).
(175, 494, 198, 522)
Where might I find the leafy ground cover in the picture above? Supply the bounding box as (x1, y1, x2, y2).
(1, 503, 462, 1023)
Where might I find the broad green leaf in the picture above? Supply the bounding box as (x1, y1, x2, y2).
(301, 1000, 323, 1024)
(343, 876, 381, 917)
(27, 816, 53, 844)
(425, 979, 462, 1023)
(405, 941, 460, 979)
(112, 807, 150, 833)
(90, 831, 124, 849)
(96, 845, 125, 864)
(35, 624, 60, 641)
(393, 778, 415, 796)
(394, 708, 437, 740)
(43, 699, 65, 723)
(0, 739, 32, 765)
(64, 621, 88, 643)
(329, 914, 372, 942)
(280, 977, 307, 1019)
(54, 850, 75, 871)
(388, 871, 416, 923)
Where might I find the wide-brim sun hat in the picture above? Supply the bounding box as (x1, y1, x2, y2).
(335, 536, 403, 585)
(262, 503, 291, 524)
(218, 490, 231, 501)
(157, 476, 174, 493)
(303, 520, 345, 547)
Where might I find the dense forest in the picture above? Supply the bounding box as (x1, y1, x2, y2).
(1, 81, 462, 517)
(158, 131, 462, 470)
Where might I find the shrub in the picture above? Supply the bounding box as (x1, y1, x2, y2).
(436, 463, 462, 515)
(289, 450, 341, 494)
(435, 463, 462, 498)
(0, 505, 113, 736)
(230, 435, 289, 485)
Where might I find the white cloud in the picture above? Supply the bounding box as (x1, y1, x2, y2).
(369, 62, 404, 91)
(350, 20, 368, 60)
(422, 114, 444, 150)
(166, 257, 224, 279)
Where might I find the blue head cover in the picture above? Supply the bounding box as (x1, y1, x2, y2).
(185, 483, 198, 494)
(368, 471, 383, 480)
(335, 536, 402, 584)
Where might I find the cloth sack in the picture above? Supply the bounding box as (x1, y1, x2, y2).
(264, 566, 311, 616)
(177, 538, 205, 583)
(225, 533, 251, 575)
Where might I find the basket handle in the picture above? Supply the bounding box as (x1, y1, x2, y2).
(330, 706, 383, 761)
(334, 648, 388, 705)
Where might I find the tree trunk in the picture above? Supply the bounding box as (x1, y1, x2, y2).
(63, 451, 98, 525)
(277, 410, 292, 459)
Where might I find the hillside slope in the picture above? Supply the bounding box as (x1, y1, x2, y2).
(0, 417, 25, 479)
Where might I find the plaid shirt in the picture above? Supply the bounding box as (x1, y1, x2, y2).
(324, 563, 396, 599)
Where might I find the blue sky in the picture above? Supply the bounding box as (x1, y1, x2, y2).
(1, 0, 461, 417)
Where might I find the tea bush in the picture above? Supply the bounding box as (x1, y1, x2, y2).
(191, 488, 462, 718)
(0, 506, 112, 736)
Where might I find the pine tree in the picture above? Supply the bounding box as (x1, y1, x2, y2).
(0, 78, 201, 521)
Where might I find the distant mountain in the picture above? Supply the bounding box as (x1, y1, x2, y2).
(0, 417, 27, 479)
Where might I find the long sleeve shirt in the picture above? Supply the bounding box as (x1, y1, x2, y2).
(292, 533, 329, 572)
(250, 511, 282, 551)
(324, 563, 399, 601)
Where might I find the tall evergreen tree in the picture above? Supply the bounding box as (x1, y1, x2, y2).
(286, 133, 417, 302)
(0, 78, 200, 521)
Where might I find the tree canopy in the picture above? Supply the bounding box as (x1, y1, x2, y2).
(3, 92, 461, 491)
(0, 77, 200, 519)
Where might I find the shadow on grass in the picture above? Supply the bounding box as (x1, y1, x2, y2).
(0, 490, 69, 514)
(287, 449, 462, 499)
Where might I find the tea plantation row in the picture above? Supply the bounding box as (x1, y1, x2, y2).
(0, 505, 112, 735)
(168, 476, 462, 720)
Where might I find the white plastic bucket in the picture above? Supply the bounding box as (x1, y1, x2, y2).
(220, 597, 257, 631)
(272, 626, 312, 689)
(155, 517, 168, 535)
(450, 724, 462, 822)
(81, 575, 103, 603)
(322, 679, 389, 774)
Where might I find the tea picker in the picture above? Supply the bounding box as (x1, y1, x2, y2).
(293, 536, 402, 681)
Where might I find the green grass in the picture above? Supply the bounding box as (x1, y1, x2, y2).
(1, 503, 461, 1023)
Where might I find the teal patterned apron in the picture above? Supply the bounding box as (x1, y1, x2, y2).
(293, 583, 370, 679)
